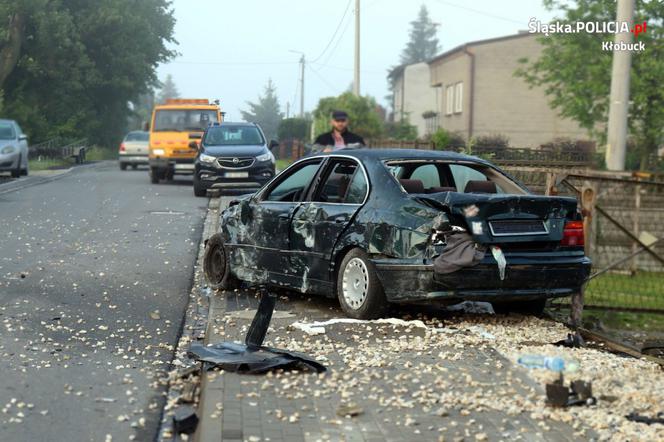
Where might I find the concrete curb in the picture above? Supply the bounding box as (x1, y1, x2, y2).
(157, 196, 222, 441)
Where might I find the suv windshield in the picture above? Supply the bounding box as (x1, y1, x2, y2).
(0, 122, 16, 140)
(153, 109, 218, 132)
(125, 131, 149, 142)
(204, 125, 264, 146)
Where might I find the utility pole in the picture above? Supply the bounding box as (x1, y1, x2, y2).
(353, 0, 360, 96)
(605, 0, 634, 171)
(286, 102, 290, 119)
(299, 54, 305, 117)
(290, 50, 306, 117)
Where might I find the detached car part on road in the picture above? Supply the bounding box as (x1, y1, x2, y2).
(192, 122, 277, 197)
(204, 149, 591, 319)
(0, 119, 29, 178)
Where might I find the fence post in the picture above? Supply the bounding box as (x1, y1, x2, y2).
(570, 182, 597, 327)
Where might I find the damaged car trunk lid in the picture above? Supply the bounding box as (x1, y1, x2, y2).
(418, 192, 578, 244)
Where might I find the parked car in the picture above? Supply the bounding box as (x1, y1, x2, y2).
(192, 122, 277, 197)
(119, 131, 149, 170)
(203, 149, 591, 319)
(0, 119, 29, 178)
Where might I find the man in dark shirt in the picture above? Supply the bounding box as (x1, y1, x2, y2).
(313, 110, 365, 150)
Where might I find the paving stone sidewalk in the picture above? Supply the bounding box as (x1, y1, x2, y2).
(194, 287, 588, 442)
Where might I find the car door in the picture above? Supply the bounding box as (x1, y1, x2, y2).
(289, 157, 369, 290)
(237, 158, 323, 282)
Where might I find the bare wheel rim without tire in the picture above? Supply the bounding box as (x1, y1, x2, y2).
(206, 244, 225, 283)
(342, 257, 369, 310)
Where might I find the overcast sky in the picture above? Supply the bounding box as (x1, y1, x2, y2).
(157, 0, 558, 121)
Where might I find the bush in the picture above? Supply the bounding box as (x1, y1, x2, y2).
(471, 134, 510, 150)
(432, 129, 465, 150)
(384, 119, 417, 141)
(278, 118, 310, 141)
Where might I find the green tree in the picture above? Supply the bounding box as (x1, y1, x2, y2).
(0, 0, 176, 146)
(516, 0, 664, 170)
(241, 79, 283, 141)
(384, 119, 417, 140)
(313, 92, 384, 140)
(157, 74, 179, 104)
(400, 5, 439, 65)
(278, 117, 310, 141)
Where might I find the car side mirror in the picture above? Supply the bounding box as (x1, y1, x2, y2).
(18, 134, 28, 141)
(189, 141, 199, 150)
(269, 140, 279, 150)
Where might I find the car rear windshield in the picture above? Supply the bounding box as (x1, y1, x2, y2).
(385, 160, 527, 195)
(0, 122, 15, 140)
(204, 125, 264, 146)
(124, 131, 149, 141)
(153, 110, 219, 132)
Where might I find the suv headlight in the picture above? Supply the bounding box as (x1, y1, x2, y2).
(199, 153, 217, 163)
(256, 151, 274, 163)
(152, 148, 165, 156)
(1, 145, 15, 155)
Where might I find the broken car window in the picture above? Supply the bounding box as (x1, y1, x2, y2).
(410, 164, 441, 188)
(313, 160, 366, 204)
(264, 161, 321, 202)
(449, 163, 526, 195)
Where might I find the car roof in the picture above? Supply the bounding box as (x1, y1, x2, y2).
(0, 119, 16, 124)
(210, 121, 256, 127)
(321, 148, 489, 165)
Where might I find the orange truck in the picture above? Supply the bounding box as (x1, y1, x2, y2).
(148, 99, 223, 183)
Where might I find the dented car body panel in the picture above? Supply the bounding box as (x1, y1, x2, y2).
(218, 149, 591, 305)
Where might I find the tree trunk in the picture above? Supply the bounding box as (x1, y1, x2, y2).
(0, 13, 24, 88)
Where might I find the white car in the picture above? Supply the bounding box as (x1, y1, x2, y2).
(119, 131, 149, 170)
(0, 119, 29, 178)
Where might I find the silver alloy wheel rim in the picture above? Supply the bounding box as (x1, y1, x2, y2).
(342, 257, 369, 310)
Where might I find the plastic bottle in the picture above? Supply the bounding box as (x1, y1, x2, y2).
(517, 355, 578, 372)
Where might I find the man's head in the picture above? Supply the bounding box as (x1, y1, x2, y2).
(330, 110, 349, 132)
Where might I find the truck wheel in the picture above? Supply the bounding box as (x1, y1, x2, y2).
(493, 299, 546, 316)
(132, 164, 138, 170)
(336, 248, 388, 319)
(149, 167, 160, 184)
(203, 234, 240, 290)
(120, 163, 128, 171)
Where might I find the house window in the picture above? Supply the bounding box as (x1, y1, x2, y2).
(454, 82, 463, 114)
(445, 85, 454, 115)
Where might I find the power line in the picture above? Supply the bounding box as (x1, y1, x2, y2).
(319, 7, 354, 68)
(307, 65, 339, 94)
(170, 60, 297, 66)
(310, 0, 353, 63)
(430, 0, 526, 26)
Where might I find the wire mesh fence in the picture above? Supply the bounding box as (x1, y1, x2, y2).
(506, 167, 664, 313)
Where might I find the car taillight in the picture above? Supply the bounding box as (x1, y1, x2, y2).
(561, 220, 584, 247)
(119, 143, 126, 152)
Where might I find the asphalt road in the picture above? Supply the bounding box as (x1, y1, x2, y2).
(0, 162, 206, 441)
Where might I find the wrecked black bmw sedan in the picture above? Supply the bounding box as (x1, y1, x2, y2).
(204, 149, 591, 319)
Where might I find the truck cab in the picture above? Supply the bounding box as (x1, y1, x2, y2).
(148, 99, 223, 183)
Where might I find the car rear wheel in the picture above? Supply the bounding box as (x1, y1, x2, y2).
(203, 234, 240, 290)
(337, 248, 388, 319)
(132, 164, 138, 170)
(493, 298, 546, 315)
(11, 155, 21, 178)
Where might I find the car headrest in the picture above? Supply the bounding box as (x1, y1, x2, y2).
(426, 186, 457, 194)
(400, 178, 425, 194)
(464, 180, 497, 194)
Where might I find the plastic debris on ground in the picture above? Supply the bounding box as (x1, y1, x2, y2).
(188, 290, 326, 374)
